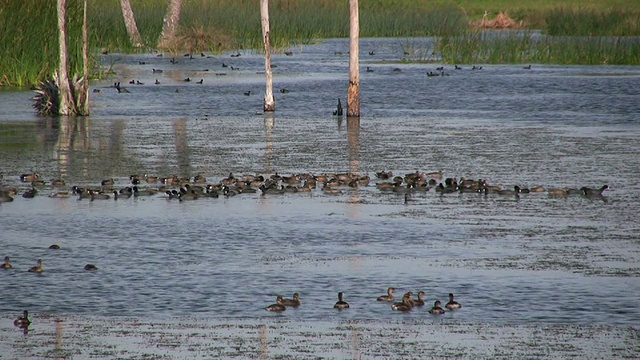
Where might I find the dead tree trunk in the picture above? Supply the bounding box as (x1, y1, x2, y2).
(260, 0, 275, 112)
(78, 0, 90, 115)
(158, 0, 183, 49)
(347, 0, 360, 118)
(119, 0, 143, 47)
(56, 0, 75, 116)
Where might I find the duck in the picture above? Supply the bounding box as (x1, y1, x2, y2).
(334, 292, 350, 309)
(49, 244, 61, 250)
(0, 191, 14, 202)
(280, 293, 301, 307)
(377, 287, 395, 302)
(265, 296, 286, 312)
(89, 190, 110, 200)
(84, 264, 98, 271)
(445, 293, 462, 310)
(28, 259, 43, 273)
(496, 186, 521, 195)
(581, 185, 609, 197)
(2, 256, 12, 269)
(391, 292, 414, 311)
(322, 185, 343, 195)
(547, 188, 567, 196)
(22, 187, 38, 198)
(14, 310, 31, 327)
(133, 186, 158, 197)
(414, 291, 426, 306)
(20, 172, 41, 182)
(49, 191, 70, 198)
(428, 300, 446, 314)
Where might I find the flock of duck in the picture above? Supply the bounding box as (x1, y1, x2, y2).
(264, 289, 461, 315)
(0, 170, 609, 203)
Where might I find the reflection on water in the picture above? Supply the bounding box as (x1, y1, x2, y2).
(0, 38, 639, 331)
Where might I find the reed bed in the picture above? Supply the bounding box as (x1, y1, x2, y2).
(437, 31, 640, 65)
(0, 1, 85, 87)
(544, 7, 640, 36)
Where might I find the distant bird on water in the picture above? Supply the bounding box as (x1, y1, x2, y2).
(333, 98, 343, 116)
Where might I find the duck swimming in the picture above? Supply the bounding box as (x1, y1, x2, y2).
(280, 293, 301, 307)
(581, 185, 609, 197)
(414, 291, 426, 306)
(429, 300, 446, 314)
(377, 287, 395, 302)
(1, 256, 11, 269)
(265, 296, 286, 312)
(391, 292, 414, 312)
(14, 310, 30, 327)
(84, 264, 98, 271)
(445, 293, 462, 310)
(334, 292, 350, 309)
(28, 259, 43, 273)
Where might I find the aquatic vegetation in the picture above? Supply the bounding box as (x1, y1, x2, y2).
(436, 31, 640, 65)
(0, 0, 86, 87)
(544, 7, 640, 37)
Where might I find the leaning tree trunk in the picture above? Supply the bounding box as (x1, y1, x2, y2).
(347, 0, 360, 117)
(158, 0, 183, 49)
(119, 0, 143, 48)
(56, 0, 75, 116)
(78, 0, 90, 115)
(260, 0, 275, 112)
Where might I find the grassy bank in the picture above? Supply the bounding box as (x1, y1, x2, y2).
(2, 0, 640, 87)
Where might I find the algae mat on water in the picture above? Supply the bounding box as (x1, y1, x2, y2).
(1, 315, 638, 359)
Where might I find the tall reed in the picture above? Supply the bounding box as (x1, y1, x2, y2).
(0, 0, 85, 87)
(544, 8, 640, 36)
(437, 31, 640, 65)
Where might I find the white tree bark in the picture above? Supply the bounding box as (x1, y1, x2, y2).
(79, 0, 90, 115)
(158, 0, 183, 49)
(347, 0, 360, 117)
(119, 0, 143, 47)
(56, 0, 74, 116)
(261, 0, 275, 112)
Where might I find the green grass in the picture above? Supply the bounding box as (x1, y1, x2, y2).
(0, 0, 86, 87)
(2, 0, 640, 87)
(437, 31, 640, 65)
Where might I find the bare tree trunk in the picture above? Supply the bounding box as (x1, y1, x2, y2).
(78, 0, 90, 115)
(261, 0, 275, 112)
(347, 0, 360, 118)
(158, 0, 183, 49)
(56, 0, 75, 116)
(119, 0, 143, 48)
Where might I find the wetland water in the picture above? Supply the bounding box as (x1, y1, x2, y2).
(1, 38, 639, 358)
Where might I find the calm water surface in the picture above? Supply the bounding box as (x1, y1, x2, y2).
(1, 38, 639, 329)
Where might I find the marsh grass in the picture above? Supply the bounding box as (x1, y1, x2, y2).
(88, 0, 467, 53)
(3, 0, 640, 86)
(544, 8, 640, 36)
(0, 0, 85, 87)
(437, 31, 640, 65)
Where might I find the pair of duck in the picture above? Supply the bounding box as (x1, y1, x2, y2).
(266, 292, 350, 312)
(548, 185, 609, 197)
(377, 287, 461, 314)
(265, 293, 301, 312)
